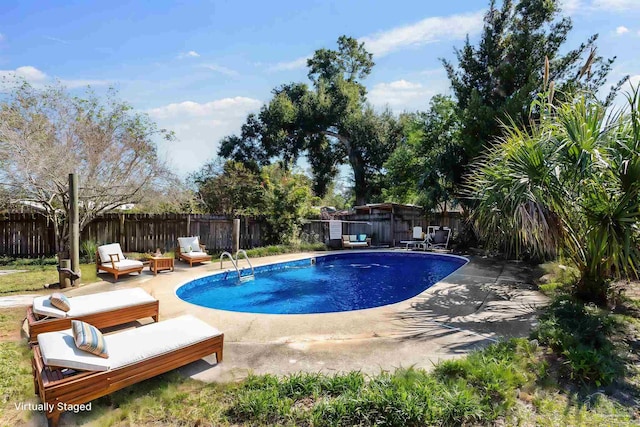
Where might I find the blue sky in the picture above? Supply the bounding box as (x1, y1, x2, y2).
(1, 0, 639, 177)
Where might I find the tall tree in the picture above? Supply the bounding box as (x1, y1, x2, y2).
(0, 82, 175, 254)
(191, 159, 266, 215)
(383, 96, 463, 212)
(443, 0, 619, 189)
(219, 36, 400, 205)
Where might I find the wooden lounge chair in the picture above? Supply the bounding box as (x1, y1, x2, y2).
(32, 315, 224, 427)
(26, 288, 159, 343)
(176, 236, 212, 266)
(96, 243, 144, 280)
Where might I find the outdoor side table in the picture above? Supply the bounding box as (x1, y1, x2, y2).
(149, 256, 174, 276)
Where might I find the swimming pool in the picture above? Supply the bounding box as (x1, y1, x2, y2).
(176, 251, 467, 314)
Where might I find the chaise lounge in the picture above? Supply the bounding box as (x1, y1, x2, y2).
(96, 243, 144, 280)
(26, 288, 159, 343)
(32, 315, 224, 427)
(176, 236, 212, 266)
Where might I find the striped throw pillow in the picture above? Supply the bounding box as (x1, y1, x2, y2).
(71, 320, 109, 358)
(50, 293, 71, 312)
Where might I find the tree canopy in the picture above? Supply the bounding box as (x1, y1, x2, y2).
(443, 0, 620, 191)
(383, 96, 463, 212)
(0, 82, 175, 253)
(219, 36, 401, 205)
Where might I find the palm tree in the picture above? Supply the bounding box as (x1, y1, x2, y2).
(466, 87, 640, 305)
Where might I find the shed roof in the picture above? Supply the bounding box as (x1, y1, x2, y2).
(351, 203, 423, 214)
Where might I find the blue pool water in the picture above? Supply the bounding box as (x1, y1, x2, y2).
(176, 252, 467, 314)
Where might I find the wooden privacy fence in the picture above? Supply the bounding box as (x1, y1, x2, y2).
(0, 213, 267, 257)
(1, 210, 464, 257)
(0, 213, 56, 258)
(301, 212, 462, 247)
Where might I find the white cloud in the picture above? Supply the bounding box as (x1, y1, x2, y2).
(0, 65, 109, 90)
(0, 33, 5, 42)
(147, 97, 262, 174)
(267, 56, 309, 72)
(202, 64, 239, 77)
(178, 50, 200, 59)
(0, 65, 48, 84)
(560, 0, 583, 14)
(591, 0, 640, 10)
(368, 79, 438, 112)
(361, 11, 485, 57)
(267, 11, 484, 72)
(43, 36, 70, 44)
(615, 26, 629, 35)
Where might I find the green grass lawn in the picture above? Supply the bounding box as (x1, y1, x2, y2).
(0, 264, 99, 294)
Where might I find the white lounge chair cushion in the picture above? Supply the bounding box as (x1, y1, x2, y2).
(38, 331, 111, 371)
(107, 315, 221, 369)
(181, 251, 209, 259)
(347, 242, 368, 247)
(178, 236, 200, 253)
(38, 315, 222, 372)
(32, 288, 156, 319)
(32, 298, 68, 319)
(97, 243, 125, 264)
(102, 259, 144, 270)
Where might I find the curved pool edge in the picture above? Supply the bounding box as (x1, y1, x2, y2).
(173, 250, 469, 315)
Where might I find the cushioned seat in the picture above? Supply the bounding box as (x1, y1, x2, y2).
(32, 288, 157, 319)
(96, 243, 144, 280)
(37, 315, 223, 371)
(176, 236, 212, 266)
(27, 288, 159, 343)
(106, 259, 144, 270)
(341, 234, 371, 248)
(32, 315, 224, 427)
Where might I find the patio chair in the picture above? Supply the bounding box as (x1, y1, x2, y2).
(26, 288, 159, 343)
(400, 226, 429, 249)
(423, 227, 452, 251)
(96, 243, 144, 280)
(32, 314, 224, 427)
(176, 236, 212, 266)
(341, 234, 371, 248)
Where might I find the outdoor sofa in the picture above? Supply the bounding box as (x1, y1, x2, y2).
(342, 234, 371, 248)
(176, 236, 212, 266)
(26, 288, 159, 343)
(32, 314, 224, 427)
(96, 243, 144, 280)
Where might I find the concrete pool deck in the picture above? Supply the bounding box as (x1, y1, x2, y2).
(26, 250, 549, 382)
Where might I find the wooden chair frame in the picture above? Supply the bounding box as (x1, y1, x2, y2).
(26, 299, 159, 343)
(95, 251, 144, 280)
(175, 243, 212, 267)
(32, 332, 224, 427)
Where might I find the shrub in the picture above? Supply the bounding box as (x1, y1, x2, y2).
(532, 297, 623, 386)
(80, 240, 99, 263)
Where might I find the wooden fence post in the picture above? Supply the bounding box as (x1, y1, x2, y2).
(232, 218, 240, 253)
(119, 214, 125, 250)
